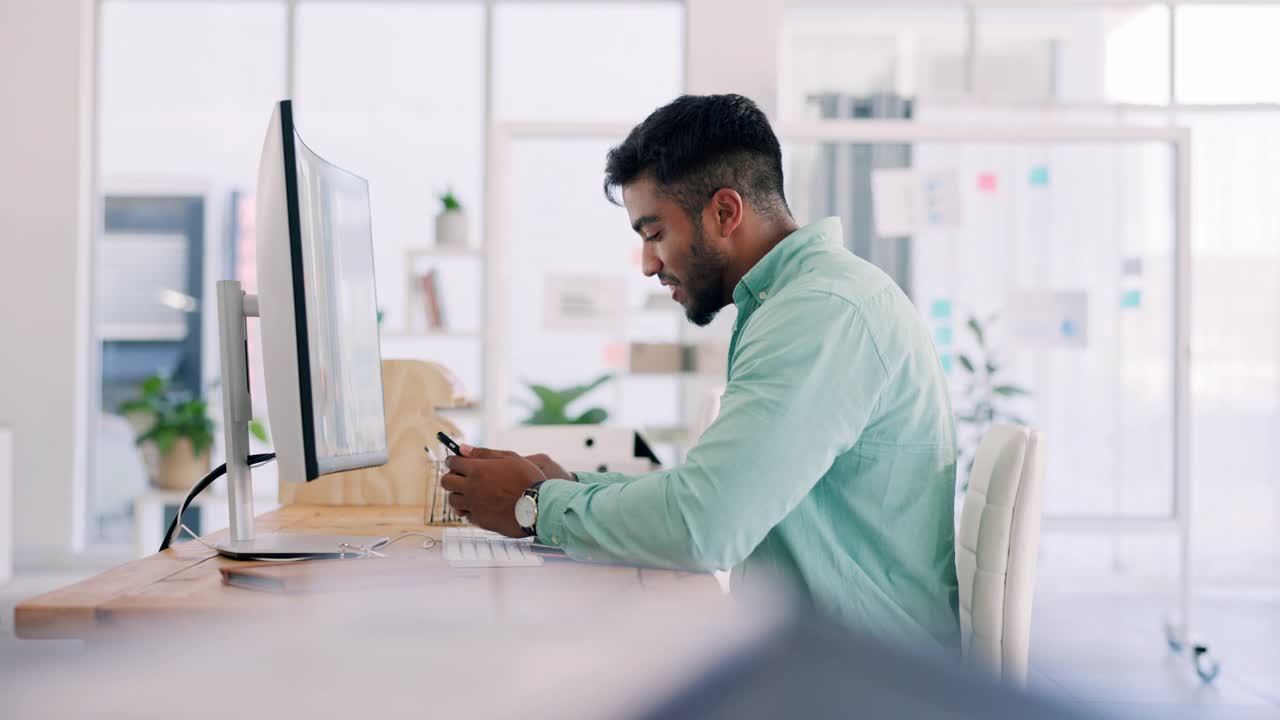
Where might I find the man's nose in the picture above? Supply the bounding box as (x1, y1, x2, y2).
(641, 244, 663, 277)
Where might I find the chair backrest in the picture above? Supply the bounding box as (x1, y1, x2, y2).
(956, 424, 1047, 685)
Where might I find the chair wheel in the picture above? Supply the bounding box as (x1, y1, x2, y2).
(1192, 645, 1220, 684)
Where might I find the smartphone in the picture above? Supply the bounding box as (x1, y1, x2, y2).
(436, 431, 463, 456)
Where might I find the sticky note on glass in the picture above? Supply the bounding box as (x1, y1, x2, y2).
(941, 354, 954, 374)
(1121, 289, 1142, 309)
(935, 327, 954, 346)
(602, 342, 627, 368)
(931, 299, 953, 319)
(978, 173, 998, 193)
(1029, 166, 1050, 187)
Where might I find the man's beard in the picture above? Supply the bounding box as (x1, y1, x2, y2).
(681, 222, 729, 327)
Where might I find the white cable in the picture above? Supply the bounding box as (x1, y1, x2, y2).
(179, 524, 218, 552)
(176, 526, 437, 560)
(376, 532, 438, 551)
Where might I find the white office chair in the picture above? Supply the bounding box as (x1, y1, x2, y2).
(956, 424, 1047, 686)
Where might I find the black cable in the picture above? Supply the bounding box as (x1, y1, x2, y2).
(159, 453, 276, 552)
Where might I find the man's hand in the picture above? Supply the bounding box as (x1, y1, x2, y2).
(441, 445, 546, 537)
(523, 453, 574, 482)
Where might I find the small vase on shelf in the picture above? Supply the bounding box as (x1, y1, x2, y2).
(435, 188, 468, 249)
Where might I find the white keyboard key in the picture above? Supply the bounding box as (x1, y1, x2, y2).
(444, 528, 544, 568)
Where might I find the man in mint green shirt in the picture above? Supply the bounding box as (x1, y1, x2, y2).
(442, 94, 959, 650)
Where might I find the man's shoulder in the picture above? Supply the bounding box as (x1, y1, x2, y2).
(774, 248, 903, 315)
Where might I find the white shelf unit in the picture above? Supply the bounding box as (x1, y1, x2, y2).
(384, 246, 485, 434)
(401, 247, 483, 337)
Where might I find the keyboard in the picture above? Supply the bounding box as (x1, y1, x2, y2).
(443, 527, 544, 568)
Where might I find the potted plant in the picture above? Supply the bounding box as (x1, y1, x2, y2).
(118, 374, 268, 491)
(520, 374, 613, 425)
(435, 188, 468, 248)
(954, 314, 1032, 493)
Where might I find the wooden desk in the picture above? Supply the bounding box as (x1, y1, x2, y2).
(14, 505, 713, 640)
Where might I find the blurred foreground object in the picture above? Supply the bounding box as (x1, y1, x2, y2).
(3, 584, 1093, 719)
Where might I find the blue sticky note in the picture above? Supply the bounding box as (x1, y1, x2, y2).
(1121, 289, 1142, 309)
(1061, 319, 1078, 338)
(1030, 165, 1050, 187)
(931, 299, 953, 319)
(935, 327, 954, 346)
(941, 354, 953, 374)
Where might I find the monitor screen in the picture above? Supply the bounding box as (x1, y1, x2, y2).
(291, 133, 388, 474)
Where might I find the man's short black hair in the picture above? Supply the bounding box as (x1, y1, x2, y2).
(603, 94, 791, 220)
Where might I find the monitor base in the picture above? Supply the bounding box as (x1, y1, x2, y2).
(214, 532, 391, 561)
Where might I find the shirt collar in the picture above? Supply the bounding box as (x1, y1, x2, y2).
(733, 217, 843, 308)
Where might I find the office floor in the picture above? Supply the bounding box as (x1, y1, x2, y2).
(1029, 589, 1280, 719)
(2, 570, 1277, 718)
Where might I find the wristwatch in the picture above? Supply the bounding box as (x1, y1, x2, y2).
(514, 480, 545, 537)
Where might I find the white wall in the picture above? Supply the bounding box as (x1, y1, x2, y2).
(1, 428, 13, 584)
(685, 0, 783, 115)
(0, 0, 96, 567)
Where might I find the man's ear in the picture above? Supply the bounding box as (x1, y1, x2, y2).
(709, 188, 744, 239)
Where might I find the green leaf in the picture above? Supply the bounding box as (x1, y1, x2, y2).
(248, 420, 269, 443)
(141, 375, 166, 397)
(557, 373, 614, 405)
(571, 407, 608, 425)
(439, 189, 462, 211)
(967, 316, 986, 347)
(524, 409, 565, 425)
(117, 399, 155, 416)
(992, 384, 1030, 397)
(528, 384, 567, 420)
(528, 384, 560, 406)
(148, 426, 180, 455)
(985, 361, 999, 375)
(957, 354, 976, 374)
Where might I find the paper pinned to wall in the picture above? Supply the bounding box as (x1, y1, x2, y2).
(543, 275, 626, 333)
(870, 169, 962, 237)
(870, 168, 918, 237)
(1007, 291, 1089, 348)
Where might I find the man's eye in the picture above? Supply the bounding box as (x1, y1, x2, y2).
(644, 232, 662, 242)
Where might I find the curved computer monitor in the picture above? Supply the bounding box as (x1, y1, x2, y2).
(255, 99, 388, 485)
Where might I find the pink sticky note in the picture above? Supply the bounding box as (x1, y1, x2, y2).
(602, 342, 627, 368)
(977, 173, 998, 192)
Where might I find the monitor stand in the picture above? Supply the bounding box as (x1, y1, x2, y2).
(213, 280, 388, 560)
